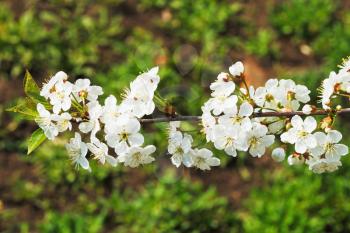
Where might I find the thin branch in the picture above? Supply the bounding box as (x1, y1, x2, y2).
(140, 108, 350, 123)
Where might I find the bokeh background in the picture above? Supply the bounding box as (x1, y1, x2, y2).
(1, 0, 350, 232)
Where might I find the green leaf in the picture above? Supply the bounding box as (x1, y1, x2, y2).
(23, 70, 50, 108)
(6, 97, 38, 120)
(27, 128, 47, 155)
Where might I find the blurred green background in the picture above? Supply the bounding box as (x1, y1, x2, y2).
(1, 0, 350, 232)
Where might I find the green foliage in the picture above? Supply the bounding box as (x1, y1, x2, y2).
(241, 164, 350, 233)
(244, 29, 279, 58)
(116, 171, 240, 233)
(39, 211, 107, 233)
(270, 0, 338, 42)
(33, 171, 239, 233)
(0, 1, 122, 79)
(312, 13, 350, 68)
(139, 0, 241, 43)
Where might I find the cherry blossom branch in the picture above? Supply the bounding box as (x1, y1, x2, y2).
(140, 108, 350, 123)
(13, 58, 350, 173)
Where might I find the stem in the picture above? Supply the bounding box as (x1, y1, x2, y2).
(140, 108, 350, 123)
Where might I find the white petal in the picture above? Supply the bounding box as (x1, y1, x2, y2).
(304, 116, 317, 132)
(105, 155, 118, 167)
(128, 133, 144, 146)
(239, 102, 253, 116)
(208, 157, 220, 167)
(79, 121, 94, 133)
(143, 145, 156, 155)
(328, 130, 342, 143)
(334, 144, 348, 156)
(295, 141, 307, 154)
(291, 115, 303, 129)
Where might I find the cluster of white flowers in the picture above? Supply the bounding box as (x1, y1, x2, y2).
(32, 58, 350, 174)
(167, 121, 220, 170)
(201, 62, 275, 159)
(37, 68, 161, 170)
(200, 61, 349, 174)
(281, 116, 348, 173)
(320, 59, 350, 110)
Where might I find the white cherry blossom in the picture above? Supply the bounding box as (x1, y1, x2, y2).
(56, 112, 72, 132)
(212, 125, 248, 157)
(132, 66, 160, 92)
(311, 130, 348, 160)
(73, 79, 103, 102)
(100, 95, 124, 126)
(253, 79, 279, 108)
(168, 132, 193, 168)
(201, 111, 216, 142)
(204, 94, 238, 116)
(210, 72, 235, 97)
(306, 157, 342, 174)
(121, 67, 160, 118)
(87, 140, 117, 166)
(48, 80, 73, 114)
(191, 148, 220, 170)
(35, 103, 59, 140)
(118, 145, 156, 168)
(40, 71, 68, 99)
(218, 101, 253, 130)
(105, 116, 144, 154)
(281, 116, 317, 154)
(65, 133, 90, 170)
(79, 101, 102, 143)
(246, 123, 275, 157)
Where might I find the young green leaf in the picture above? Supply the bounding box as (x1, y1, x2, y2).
(27, 128, 47, 155)
(23, 70, 50, 108)
(6, 97, 38, 120)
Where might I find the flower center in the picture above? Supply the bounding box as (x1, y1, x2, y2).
(232, 116, 242, 124)
(249, 137, 259, 147)
(175, 147, 184, 155)
(265, 94, 274, 102)
(298, 130, 308, 138)
(132, 152, 142, 161)
(325, 143, 335, 153)
(79, 90, 88, 99)
(226, 137, 234, 147)
(120, 132, 129, 140)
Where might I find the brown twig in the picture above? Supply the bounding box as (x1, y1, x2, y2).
(140, 108, 350, 123)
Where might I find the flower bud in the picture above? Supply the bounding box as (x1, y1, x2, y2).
(271, 148, 285, 162)
(302, 104, 314, 115)
(320, 116, 333, 130)
(285, 122, 292, 130)
(336, 105, 342, 111)
(287, 153, 305, 165)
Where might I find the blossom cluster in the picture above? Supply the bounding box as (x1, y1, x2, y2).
(37, 68, 161, 171)
(167, 121, 220, 170)
(31, 58, 350, 174)
(320, 59, 350, 110)
(201, 61, 349, 174)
